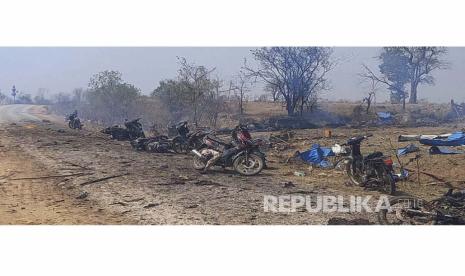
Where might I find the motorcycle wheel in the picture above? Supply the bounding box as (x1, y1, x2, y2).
(193, 156, 206, 170)
(346, 159, 364, 186)
(68, 121, 74, 129)
(377, 196, 434, 225)
(172, 139, 189, 154)
(379, 169, 396, 195)
(76, 120, 82, 130)
(233, 153, 264, 176)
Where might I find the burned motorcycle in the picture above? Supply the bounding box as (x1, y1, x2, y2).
(172, 129, 212, 153)
(191, 126, 266, 176)
(130, 135, 171, 153)
(335, 135, 397, 195)
(101, 125, 130, 140)
(101, 118, 145, 141)
(378, 189, 465, 225)
(124, 118, 145, 140)
(167, 121, 208, 153)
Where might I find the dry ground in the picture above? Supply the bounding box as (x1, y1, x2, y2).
(0, 121, 350, 225)
(1, 104, 465, 225)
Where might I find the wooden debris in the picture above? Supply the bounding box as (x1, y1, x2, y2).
(10, 172, 91, 181)
(79, 173, 129, 186)
(404, 168, 446, 181)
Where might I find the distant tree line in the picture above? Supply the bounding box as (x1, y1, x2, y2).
(4, 47, 449, 129)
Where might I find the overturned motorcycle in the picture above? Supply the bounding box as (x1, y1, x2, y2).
(101, 118, 145, 141)
(130, 135, 171, 153)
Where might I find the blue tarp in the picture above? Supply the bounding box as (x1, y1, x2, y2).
(429, 146, 464, 155)
(397, 144, 420, 156)
(299, 144, 335, 168)
(377, 112, 393, 124)
(419, 131, 465, 147)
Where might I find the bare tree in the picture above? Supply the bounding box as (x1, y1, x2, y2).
(244, 47, 334, 116)
(203, 77, 228, 128)
(360, 64, 408, 110)
(0, 90, 7, 104)
(177, 57, 216, 125)
(231, 70, 254, 115)
(264, 83, 280, 102)
(361, 78, 379, 114)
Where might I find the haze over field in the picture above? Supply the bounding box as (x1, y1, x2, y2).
(1, 47, 464, 102)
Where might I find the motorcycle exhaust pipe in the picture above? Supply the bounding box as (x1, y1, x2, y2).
(191, 149, 203, 158)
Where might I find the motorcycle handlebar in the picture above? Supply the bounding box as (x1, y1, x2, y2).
(340, 134, 373, 146)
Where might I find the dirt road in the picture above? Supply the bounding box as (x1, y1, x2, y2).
(0, 104, 50, 123)
(2, 104, 462, 225)
(0, 105, 366, 224)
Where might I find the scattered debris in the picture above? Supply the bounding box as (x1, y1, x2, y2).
(269, 131, 294, 143)
(429, 146, 465, 155)
(420, 131, 465, 146)
(293, 171, 305, 177)
(377, 112, 394, 124)
(76, 191, 89, 199)
(110, 201, 128, 206)
(130, 136, 171, 152)
(404, 168, 448, 183)
(398, 133, 452, 142)
(193, 180, 223, 186)
(79, 172, 130, 186)
(282, 181, 296, 188)
(323, 128, 332, 138)
(298, 144, 334, 168)
(397, 144, 420, 156)
(124, 197, 145, 203)
(143, 203, 160, 208)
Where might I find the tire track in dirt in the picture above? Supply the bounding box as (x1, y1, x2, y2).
(1, 121, 367, 224)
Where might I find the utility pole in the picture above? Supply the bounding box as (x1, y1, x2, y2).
(11, 85, 17, 104)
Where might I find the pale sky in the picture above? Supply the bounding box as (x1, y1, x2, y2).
(1, 47, 464, 103)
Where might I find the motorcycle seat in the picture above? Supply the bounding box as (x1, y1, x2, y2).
(206, 135, 230, 146)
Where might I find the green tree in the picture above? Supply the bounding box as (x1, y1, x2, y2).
(152, 79, 190, 118)
(380, 47, 448, 104)
(87, 70, 141, 124)
(152, 58, 219, 126)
